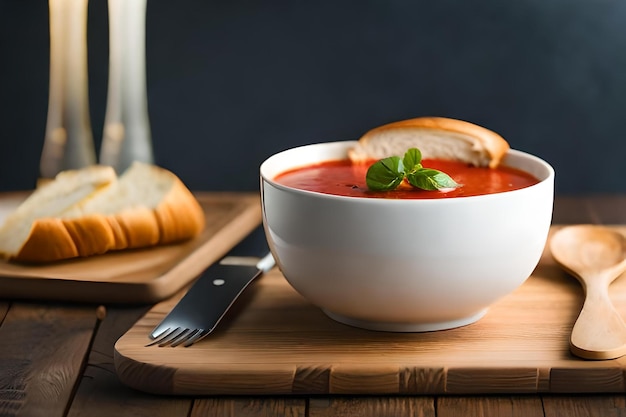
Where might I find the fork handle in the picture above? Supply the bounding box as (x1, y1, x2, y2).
(150, 263, 264, 339)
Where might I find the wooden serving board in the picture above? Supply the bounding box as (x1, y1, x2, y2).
(0, 192, 262, 304)
(114, 226, 626, 395)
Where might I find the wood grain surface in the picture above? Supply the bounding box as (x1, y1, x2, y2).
(114, 225, 626, 396)
(2, 194, 626, 417)
(0, 192, 262, 303)
(0, 302, 99, 417)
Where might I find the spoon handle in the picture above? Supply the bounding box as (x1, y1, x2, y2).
(570, 277, 626, 360)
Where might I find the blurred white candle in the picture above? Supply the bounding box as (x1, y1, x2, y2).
(40, 0, 95, 180)
(100, 0, 154, 173)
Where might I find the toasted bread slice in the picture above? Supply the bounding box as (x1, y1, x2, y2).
(0, 162, 205, 263)
(348, 117, 510, 168)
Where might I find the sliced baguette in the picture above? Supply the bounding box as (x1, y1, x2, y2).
(348, 117, 510, 168)
(0, 165, 117, 260)
(0, 162, 205, 263)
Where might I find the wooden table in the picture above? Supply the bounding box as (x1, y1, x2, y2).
(2, 195, 626, 417)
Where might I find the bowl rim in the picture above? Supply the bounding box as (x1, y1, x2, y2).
(260, 140, 555, 204)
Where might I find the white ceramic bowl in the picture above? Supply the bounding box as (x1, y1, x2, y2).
(260, 141, 554, 332)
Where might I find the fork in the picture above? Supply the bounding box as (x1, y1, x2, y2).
(147, 226, 274, 347)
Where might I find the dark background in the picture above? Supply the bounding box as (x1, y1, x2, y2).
(1, 0, 625, 194)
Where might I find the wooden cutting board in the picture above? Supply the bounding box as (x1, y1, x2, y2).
(0, 192, 261, 304)
(114, 226, 626, 395)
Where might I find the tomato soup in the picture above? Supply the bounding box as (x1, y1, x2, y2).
(274, 159, 539, 199)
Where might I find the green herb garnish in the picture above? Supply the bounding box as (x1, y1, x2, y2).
(365, 148, 461, 192)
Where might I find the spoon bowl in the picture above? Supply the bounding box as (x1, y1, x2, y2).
(550, 225, 626, 360)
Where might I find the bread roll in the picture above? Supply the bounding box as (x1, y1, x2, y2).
(0, 162, 205, 263)
(348, 117, 510, 168)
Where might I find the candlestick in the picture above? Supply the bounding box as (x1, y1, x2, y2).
(100, 0, 154, 173)
(40, 0, 95, 180)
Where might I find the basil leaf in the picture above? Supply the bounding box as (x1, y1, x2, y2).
(406, 168, 461, 191)
(365, 147, 461, 192)
(366, 156, 405, 191)
(402, 148, 422, 172)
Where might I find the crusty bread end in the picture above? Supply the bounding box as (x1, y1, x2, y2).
(348, 117, 510, 168)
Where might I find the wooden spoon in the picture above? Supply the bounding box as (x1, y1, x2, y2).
(550, 225, 626, 360)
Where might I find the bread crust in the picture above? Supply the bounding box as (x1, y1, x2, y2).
(17, 219, 79, 263)
(154, 179, 206, 244)
(9, 172, 206, 264)
(111, 207, 161, 250)
(350, 117, 510, 168)
(62, 215, 117, 257)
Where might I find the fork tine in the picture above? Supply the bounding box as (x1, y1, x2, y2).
(170, 329, 200, 347)
(162, 329, 193, 347)
(150, 325, 172, 340)
(145, 327, 174, 346)
(145, 327, 184, 347)
(182, 329, 210, 347)
(157, 328, 190, 347)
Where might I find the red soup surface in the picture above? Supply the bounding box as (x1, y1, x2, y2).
(274, 159, 540, 199)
